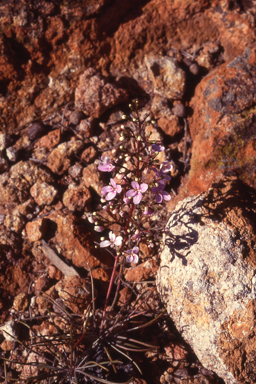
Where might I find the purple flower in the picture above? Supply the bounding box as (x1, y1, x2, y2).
(151, 182, 171, 204)
(100, 231, 123, 248)
(152, 143, 165, 152)
(126, 181, 148, 204)
(98, 155, 115, 172)
(101, 178, 122, 201)
(126, 246, 139, 263)
(160, 161, 173, 173)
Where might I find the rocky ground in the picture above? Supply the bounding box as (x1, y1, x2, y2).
(0, 0, 256, 383)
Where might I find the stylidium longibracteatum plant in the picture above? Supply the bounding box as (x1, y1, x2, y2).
(90, 100, 173, 330)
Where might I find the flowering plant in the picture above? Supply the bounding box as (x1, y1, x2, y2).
(89, 100, 173, 329)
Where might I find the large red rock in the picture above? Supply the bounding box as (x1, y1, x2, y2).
(186, 44, 256, 196)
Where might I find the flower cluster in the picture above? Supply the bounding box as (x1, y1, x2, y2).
(89, 100, 172, 265)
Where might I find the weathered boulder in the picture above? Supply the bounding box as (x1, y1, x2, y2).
(186, 44, 256, 196)
(157, 177, 256, 384)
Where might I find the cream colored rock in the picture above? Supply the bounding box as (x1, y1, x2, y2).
(145, 55, 186, 99)
(157, 178, 256, 384)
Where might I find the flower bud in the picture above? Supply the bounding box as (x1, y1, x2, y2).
(122, 115, 126, 119)
(94, 226, 104, 232)
(100, 237, 105, 241)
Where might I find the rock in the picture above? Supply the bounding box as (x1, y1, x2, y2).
(46, 140, 83, 175)
(68, 163, 83, 178)
(6, 146, 18, 162)
(48, 210, 112, 270)
(75, 68, 128, 118)
(34, 129, 61, 151)
(158, 115, 183, 137)
(13, 292, 29, 311)
(0, 320, 18, 341)
(172, 103, 186, 118)
(187, 44, 256, 196)
(151, 94, 171, 119)
(0, 133, 8, 151)
(6, 134, 31, 162)
(30, 181, 57, 206)
(4, 212, 26, 233)
(157, 177, 256, 384)
(77, 118, 93, 139)
(55, 276, 92, 314)
(145, 55, 186, 100)
(62, 182, 92, 211)
(125, 257, 158, 282)
(69, 110, 85, 125)
(82, 163, 105, 195)
(81, 146, 98, 163)
(26, 218, 47, 242)
(27, 121, 46, 140)
(0, 155, 8, 173)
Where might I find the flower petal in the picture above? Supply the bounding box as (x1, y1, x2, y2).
(132, 254, 139, 263)
(131, 181, 139, 189)
(105, 191, 116, 201)
(156, 194, 163, 204)
(139, 183, 148, 193)
(163, 191, 171, 201)
(115, 236, 123, 246)
(100, 240, 111, 247)
(151, 186, 159, 194)
(133, 193, 142, 204)
(110, 178, 116, 188)
(109, 231, 115, 241)
(126, 255, 133, 263)
(101, 186, 113, 195)
(116, 185, 122, 193)
(126, 189, 136, 198)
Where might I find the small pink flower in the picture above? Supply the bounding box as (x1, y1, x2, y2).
(126, 246, 139, 263)
(101, 178, 122, 201)
(98, 155, 115, 172)
(126, 181, 148, 204)
(100, 231, 123, 248)
(123, 197, 130, 204)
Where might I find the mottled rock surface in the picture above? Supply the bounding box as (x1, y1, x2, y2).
(75, 68, 128, 118)
(186, 43, 256, 196)
(157, 177, 256, 384)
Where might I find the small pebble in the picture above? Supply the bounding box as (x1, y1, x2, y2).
(172, 103, 186, 118)
(69, 111, 85, 125)
(27, 121, 46, 141)
(189, 63, 200, 75)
